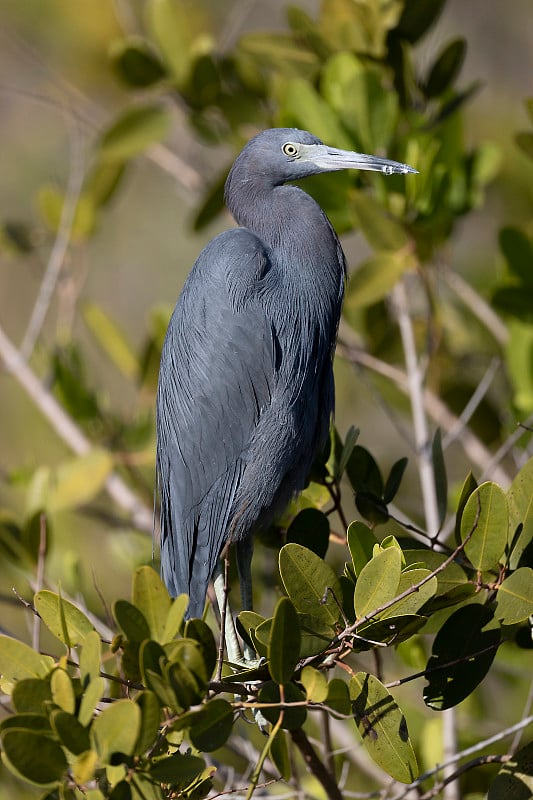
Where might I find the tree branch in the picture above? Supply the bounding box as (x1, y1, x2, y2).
(290, 727, 344, 800)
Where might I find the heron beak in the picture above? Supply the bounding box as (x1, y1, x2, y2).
(303, 144, 418, 175)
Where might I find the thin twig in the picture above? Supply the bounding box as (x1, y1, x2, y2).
(442, 357, 500, 449)
(20, 115, 85, 361)
(0, 322, 153, 531)
(442, 268, 509, 346)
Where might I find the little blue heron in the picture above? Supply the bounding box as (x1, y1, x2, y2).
(156, 128, 416, 622)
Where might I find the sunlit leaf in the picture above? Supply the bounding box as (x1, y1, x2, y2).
(496, 568, 533, 624)
(347, 520, 377, 576)
(279, 544, 342, 626)
(460, 482, 508, 571)
(350, 672, 418, 783)
(346, 250, 415, 311)
(83, 303, 139, 379)
(91, 699, 141, 763)
(47, 450, 113, 513)
(0, 636, 54, 695)
(300, 666, 328, 702)
(354, 546, 402, 619)
(133, 566, 171, 643)
(50, 668, 75, 714)
(34, 591, 94, 646)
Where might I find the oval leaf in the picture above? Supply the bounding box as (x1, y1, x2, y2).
(268, 597, 301, 685)
(91, 699, 141, 763)
(133, 566, 171, 643)
(350, 672, 418, 783)
(496, 568, 533, 624)
(279, 543, 342, 626)
(48, 450, 113, 512)
(354, 546, 402, 619)
(188, 699, 234, 752)
(461, 482, 508, 571)
(300, 666, 328, 702)
(507, 456, 533, 569)
(1, 729, 68, 786)
(34, 591, 95, 646)
(0, 636, 54, 694)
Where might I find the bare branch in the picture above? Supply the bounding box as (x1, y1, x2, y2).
(442, 268, 509, 347)
(0, 323, 153, 531)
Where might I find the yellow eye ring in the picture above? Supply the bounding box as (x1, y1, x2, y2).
(282, 142, 299, 157)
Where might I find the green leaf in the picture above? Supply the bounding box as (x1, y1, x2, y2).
(149, 752, 206, 786)
(286, 508, 330, 558)
(34, 591, 95, 646)
(268, 597, 301, 685)
(134, 691, 161, 756)
(113, 600, 151, 643)
(270, 730, 291, 781)
(346, 445, 383, 495)
(324, 678, 351, 716)
(516, 131, 533, 161)
(11, 678, 52, 713)
(279, 543, 342, 626)
(147, 0, 200, 84)
(80, 631, 101, 687)
(383, 457, 408, 504)
(50, 668, 75, 713)
(37, 185, 96, 241)
(499, 227, 533, 286)
(99, 104, 172, 163)
(349, 672, 418, 783)
(236, 610, 266, 655)
(403, 550, 468, 597)
(354, 546, 402, 619)
(278, 78, 351, 146)
(488, 741, 533, 799)
(1, 730, 68, 786)
(394, 0, 447, 44)
(50, 710, 91, 755)
(83, 303, 139, 380)
(110, 36, 168, 88)
(381, 569, 437, 618)
(187, 699, 233, 751)
(0, 713, 51, 734)
(432, 428, 448, 527)
(184, 619, 217, 679)
(296, 613, 336, 658)
(257, 681, 307, 730)
(454, 471, 478, 545)
(91, 699, 141, 763)
(300, 666, 328, 702)
(507, 456, 533, 569)
(347, 520, 377, 576)
(133, 566, 171, 643)
(336, 425, 360, 480)
(72, 749, 99, 786)
(47, 450, 113, 513)
(0, 636, 54, 694)
(496, 568, 533, 624)
(78, 676, 106, 726)
(460, 482, 508, 571)
(424, 38, 466, 98)
(163, 594, 189, 642)
(423, 604, 500, 710)
(351, 190, 409, 251)
(355, 615, 427, 649)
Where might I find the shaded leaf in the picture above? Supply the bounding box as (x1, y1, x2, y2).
(258, 681, 307, 730)
(134, 691, 161, 756)
(383, 457, 408, 504)
(381, 569, 438, 618)
(350, 672, 418, 783)
(336, 425, 360, 480)
(184, 619, 217, 679)
(488, 741, 533, 799)
(149, 752, 206, 786)
(270, 729, 291, 781)
(394, 0, 447, 43)
(496, 568, 533, 624)
(516, 131, 533, 161)
(351, 190, 409, 251)
(269, 597, 300, 685)
(50, 710, 91, 755)
(286, 508, 330, 559)
(324, 677, 351, 716)
(499, 227, 533, 286)
(346, 445, 383, 496)
(423, 38, 466, 98)
(113, 600, 151, 643)
(507, 456, 533, 569)
(110, 36, 167, 88)
(12, 678, 52, 713)
(99, 104, 172, 163)
(34, 591, 95, 646)
(454, 471, 478, 545)
(431, 428, 447, 527)
(355, 615, 428, 650)
(424, 604, 500, 710)
(187, 699, 233, 751)
(461, 482, 508, 570)
(1, 730, 68, 786)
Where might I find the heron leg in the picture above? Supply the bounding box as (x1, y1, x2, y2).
(213, 560, 244, 671)
(235, 537, 256, 662)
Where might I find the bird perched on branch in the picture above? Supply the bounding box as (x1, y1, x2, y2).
(156, 128, 416, 621)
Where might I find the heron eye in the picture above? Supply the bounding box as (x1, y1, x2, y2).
(282, 142, 299, 158)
